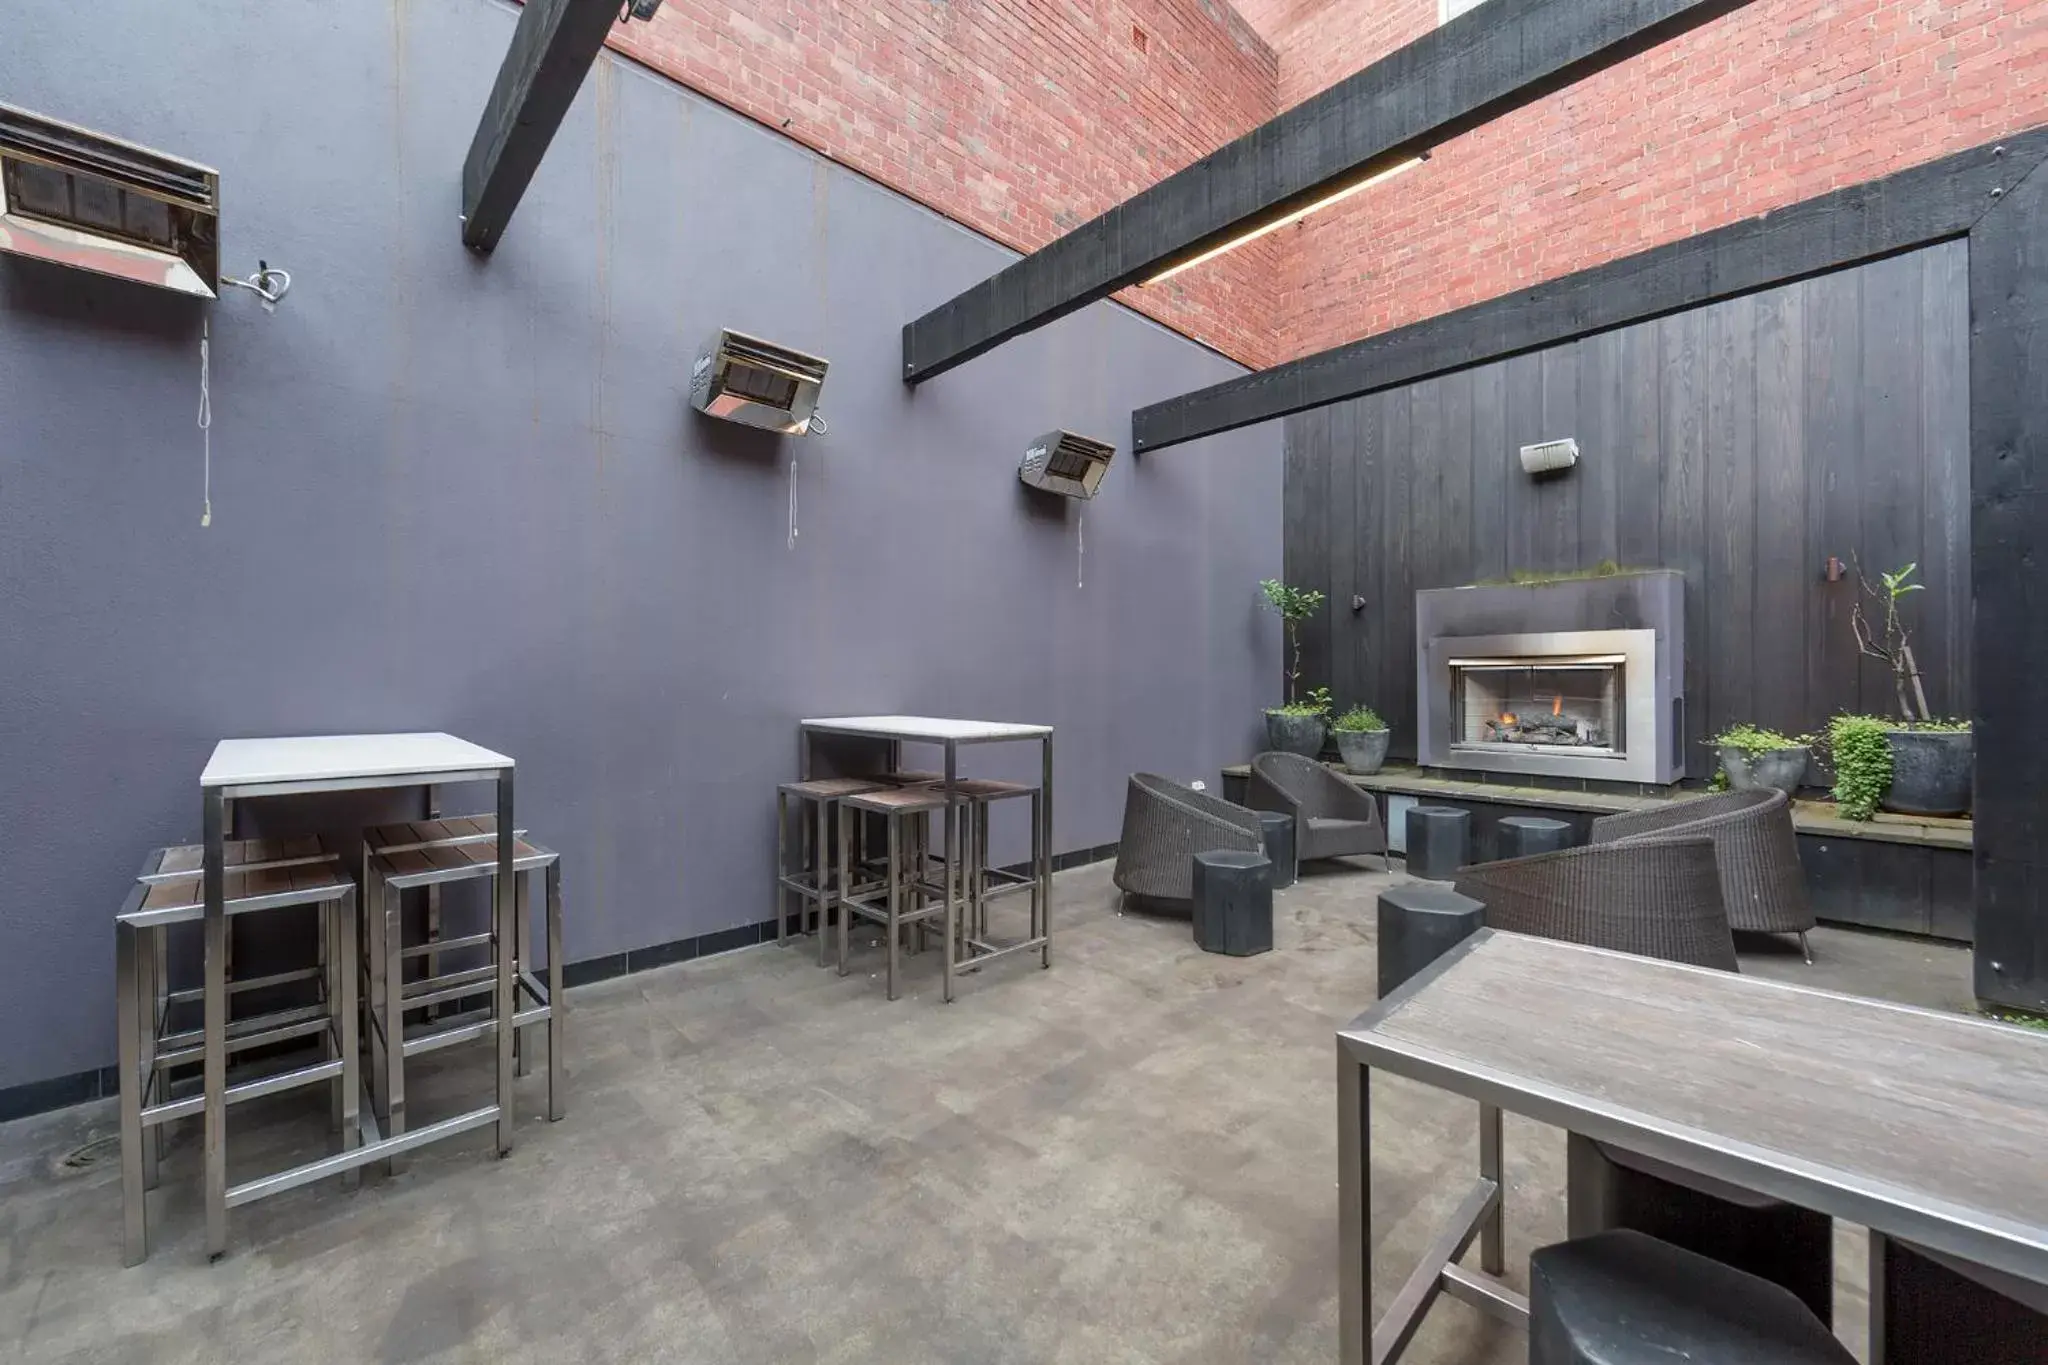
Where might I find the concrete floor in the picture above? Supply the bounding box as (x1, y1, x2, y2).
(0, 859, 1978, 1363)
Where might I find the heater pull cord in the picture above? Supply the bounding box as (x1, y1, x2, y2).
(198, 319, 213, 528)
(1076, 505, 1085, 590)
(787, 451, 799, 550)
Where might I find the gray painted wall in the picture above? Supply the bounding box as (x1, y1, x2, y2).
(0, 0, 1281, 1088)
(1284, 241, 1969, 766)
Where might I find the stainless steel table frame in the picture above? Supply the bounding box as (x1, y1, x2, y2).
(198, 734, 518, 1259)
(1337, 929, 2048, 1365)
(799, 717, 1052, 1003)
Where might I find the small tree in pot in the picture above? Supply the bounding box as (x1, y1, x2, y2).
(1849, 561, 1973, 815)
(1332, 705, 1391, 775)
(1259, 579, 1330, 756)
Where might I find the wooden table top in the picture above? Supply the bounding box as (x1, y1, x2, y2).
(1340, 929, 2048, 1286)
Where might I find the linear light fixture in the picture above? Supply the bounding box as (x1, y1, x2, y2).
(1142, 152, 1428, 287)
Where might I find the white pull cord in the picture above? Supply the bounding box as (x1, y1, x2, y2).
(1076, 505, 1085, 589)
(787, 451, 799, 549)
(198, 319, 213, 527)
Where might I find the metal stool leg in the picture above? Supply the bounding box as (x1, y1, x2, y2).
(117, 917, 147, 1266)
(818, 797, 837, 969)
(886, 815, 903, 1001)
(836, 805, 852, 978)
(366, 859, 389, 1124)
(775, 787, 791, 945)
(337, 886, 361, 1189)
(546, 859, 565, 1123)
(381, 875, 407, 1175)
(514, 871, 531, 1080)
(143, 923, 164, 1190)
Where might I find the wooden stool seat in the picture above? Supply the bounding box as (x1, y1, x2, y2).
(844, 786, 950, 816)
(777, 777, 888, 800)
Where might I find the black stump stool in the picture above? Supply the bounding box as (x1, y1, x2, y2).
(1254, 811, 1296, 889)
(1530, 1229, 1855, 1365)
(1376, 884, 1485, 996)
(1190, 849, 1273, 957)
(1568, 1135, 1835, 1327)
(1404, 805, 1470, 880)
(1499, 815, 1573, 859)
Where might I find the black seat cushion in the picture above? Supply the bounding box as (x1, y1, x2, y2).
(1530, 1229, 1854, 1365)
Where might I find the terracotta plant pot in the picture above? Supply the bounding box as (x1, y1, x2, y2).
(1264, 711, 1328, 758)
(1718, 744, 1810, 797)
(1882, 728, 1973, 816)
(1335, 728, 1391, 775)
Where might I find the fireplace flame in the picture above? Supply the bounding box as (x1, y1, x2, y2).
(1552, 695, 1562, 717)
(1499, 712, 1517, 726)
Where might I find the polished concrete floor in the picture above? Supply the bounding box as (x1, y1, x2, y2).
(0, 858, 1978, 1363)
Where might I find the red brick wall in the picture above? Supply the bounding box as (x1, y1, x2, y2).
(1260, 0, 2048, 362)
(606, 0, 1283, 367)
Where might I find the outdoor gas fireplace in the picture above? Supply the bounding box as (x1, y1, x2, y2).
(1417, 572, 1685, 785)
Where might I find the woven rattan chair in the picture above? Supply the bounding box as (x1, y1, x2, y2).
(1590, 788, 1816, 961)
(1452, 837, 1738, 970)
(1112, 774, 1264, 907)
(1247, 751, 1388, 870)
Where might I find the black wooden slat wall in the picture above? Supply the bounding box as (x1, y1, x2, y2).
(1283, 240, 1971, 764)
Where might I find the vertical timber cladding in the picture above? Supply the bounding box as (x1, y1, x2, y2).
(1970, 155, 2048, 1011)
(1286, 243, 1972, 770)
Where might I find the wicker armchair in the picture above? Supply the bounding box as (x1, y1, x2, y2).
(1247, 752, 1388, 870)
(1590, 788, 1816, 961)
(1112, 773, 1265, 907)
(1452, 837, 1738, 971)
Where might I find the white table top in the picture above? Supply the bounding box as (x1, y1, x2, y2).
(799, 715, 1052, 742)
(202, 732, 514, 789)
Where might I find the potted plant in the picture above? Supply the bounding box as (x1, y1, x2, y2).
(1260, 579, 1331, 756)
(1850, 561, 1974, 815)
(1332, 705, 1391, 775)
(1711, 724, 1811, 796)
(1827, 714, 1892, 821)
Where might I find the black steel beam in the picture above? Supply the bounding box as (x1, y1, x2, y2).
(461, 0, 628, 254)
(901, 0, 1756, 384)
(1133, 132, 2048, 451)
(1969, 150, 2048, 1012)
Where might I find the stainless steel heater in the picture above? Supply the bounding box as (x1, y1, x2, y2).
(690, 330, 828, 435)
(0, 103, 220, 298)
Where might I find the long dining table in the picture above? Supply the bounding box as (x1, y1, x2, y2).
(1337, 927, 2048, 1365)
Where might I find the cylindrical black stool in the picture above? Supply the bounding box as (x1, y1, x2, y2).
(1405, 805, 1470, 879)
(1499, 815, 1573, 859)
(1376, 883, 1485, 996)
(1254, 811, 1296, 889)
(1190, 850, 1273, 957)
(1530, 1230, 1854, 1365)
(1567, 1134, 1835, 1327)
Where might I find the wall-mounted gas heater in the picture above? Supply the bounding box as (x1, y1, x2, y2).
(0, 103, 220, 298)
(1019, 430, 1115, 499)
(690, 330, 829, 435)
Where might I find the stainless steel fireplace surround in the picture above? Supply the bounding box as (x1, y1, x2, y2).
(1417, 572, 1685, 785)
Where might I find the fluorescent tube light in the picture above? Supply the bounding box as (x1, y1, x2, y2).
(1142, 153, 1427, 286)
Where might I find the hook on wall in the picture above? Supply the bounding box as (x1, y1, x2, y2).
(220, 259, 292, 312)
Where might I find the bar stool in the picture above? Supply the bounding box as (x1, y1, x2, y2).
(361, 819, 563, 1168)
(776, 777, 886, 965)
(953, 778, 1042, 949)
(835, 785, 952, 1000)
(116, 837, 358, 1266)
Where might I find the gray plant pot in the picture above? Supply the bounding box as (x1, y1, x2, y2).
(1335, 728, 1391, 775)
(1264, 711, 1328, 758)
(1882, 728, 1973, 816)
(1718, 744, 1810, 796)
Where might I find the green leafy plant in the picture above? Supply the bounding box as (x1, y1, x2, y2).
(1906, 717, 1972, 733)
(1987, 1008, 2048, 1033)
(1828, 714, 1893, 821)
(1268, 686, 1333, 718)
(1851, 560, 1932, 723)
(1332, 704, 1386, 732)
(1709, 724, 1810, 756)
(1473, 560, 1642, 588)
(1260, 579, 1326, 706)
